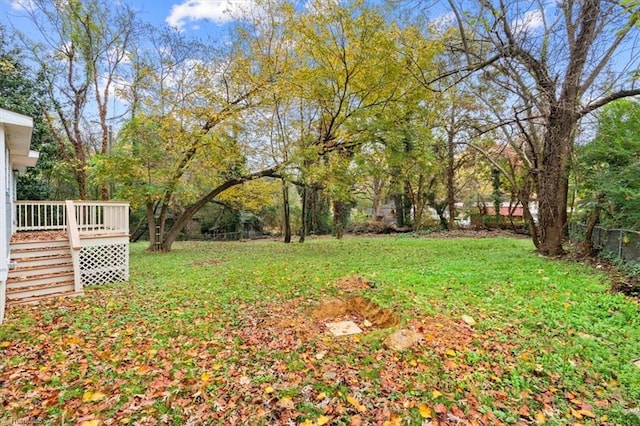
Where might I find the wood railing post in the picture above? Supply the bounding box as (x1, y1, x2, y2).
(65, 200, 83, 293)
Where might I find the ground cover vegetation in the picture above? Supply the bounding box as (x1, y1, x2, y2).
(1, 237, 640, 425)
(3, 0, 640, 254)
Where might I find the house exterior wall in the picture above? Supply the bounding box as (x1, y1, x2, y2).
(0, 108, 36, 323)
(1, 123, 9, 322)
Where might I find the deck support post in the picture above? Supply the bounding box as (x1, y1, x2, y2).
(66, 201, 83, 294)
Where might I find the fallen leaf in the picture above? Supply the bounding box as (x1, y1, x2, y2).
(201, 372, 212, 383)
(0, 341, 10, 348)
(383, 413, 402, 425)
(278, 396, 295, 410)
(445, 349, 456, 357)
(317, 415, 330, 425)
(434, 403, 447, 414)
(519, 405, 531, 417)
(299, 420, 313, 426)
(82, 391, 106, 403)
(535, 412, 547, 424)
(347, 395, 367, 413)
(350, 414, 362, 425)
(432, 390, 443, 399)
(418, 403, 433, 418)
(264, 386, 275, 394)
(316, 392, 327, 400)
(571, 408, 583, 419)
(461, 315, 476, 326)
(239, 376, 251, 385)
(80, 421, 100, 426)
(578, 409, 596, 418)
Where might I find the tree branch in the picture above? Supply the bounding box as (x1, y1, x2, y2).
(580, 89, 640, 116)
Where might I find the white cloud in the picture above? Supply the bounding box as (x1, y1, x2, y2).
(429, 11, 455, 32)
(166, 0, 254, 30)
(10, 0, 35, 11)
(512, 9, 544, 34)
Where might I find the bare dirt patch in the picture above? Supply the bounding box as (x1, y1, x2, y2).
(310, 295, 400, 329)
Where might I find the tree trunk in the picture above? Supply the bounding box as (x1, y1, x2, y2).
(146, 166, 281, 251)
(537, 115, 574, 256)
(333, 199, 346, 239)
(146, 202, 160, 251)
(446, 127, 456, 230)
(299, 186, 307, 243)
(282, 179, 291, 243)
(130, 214, 147, 243)
(518, 176, 539, 248)
(582, 193, 604, 256)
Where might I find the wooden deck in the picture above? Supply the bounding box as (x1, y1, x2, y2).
(5, 201, 130, 307)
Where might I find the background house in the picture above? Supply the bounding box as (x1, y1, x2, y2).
(1, 108, 39, 322)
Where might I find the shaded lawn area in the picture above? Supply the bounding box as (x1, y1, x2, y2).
(1, 236, 640, 425)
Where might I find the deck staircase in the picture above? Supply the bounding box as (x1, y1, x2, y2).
(6, 235, 82, 305)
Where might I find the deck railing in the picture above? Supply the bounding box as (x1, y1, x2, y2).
(13, 201, 66, 232)
(14, 200, 129, 236)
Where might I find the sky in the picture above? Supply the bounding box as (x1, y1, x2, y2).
(1, 0, 249, 37)
(1, 0, 254, 120)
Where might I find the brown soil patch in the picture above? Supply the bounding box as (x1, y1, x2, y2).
(310, 295, 400, 328)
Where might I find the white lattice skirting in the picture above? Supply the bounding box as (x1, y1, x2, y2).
(80, 242, 129, 286)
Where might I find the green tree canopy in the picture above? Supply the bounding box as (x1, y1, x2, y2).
(577, 99, 640, 230)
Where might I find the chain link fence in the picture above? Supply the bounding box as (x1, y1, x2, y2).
(569, 223, 640, 263)
(203, 229, 263, 241)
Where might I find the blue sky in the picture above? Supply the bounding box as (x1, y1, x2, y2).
(1, 0, 246, 37)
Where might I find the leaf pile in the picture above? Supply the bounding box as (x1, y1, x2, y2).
(2, 237, 639, 425)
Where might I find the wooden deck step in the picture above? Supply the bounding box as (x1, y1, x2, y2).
(10, 253, 72, 266)
(7, 289, 83, 306)
(7, 270, 75, 289)
(8, 262, 74, 278)
(10, 238, 69, 252)
(7, 235, 77, 304)
(6, 280, 75, 301)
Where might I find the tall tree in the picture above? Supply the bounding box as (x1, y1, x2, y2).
(0, 25, 58, 200)
(102, 13, 288, 251)
(290, 0, 419, 239)
(12, 0, 138, 199)
(443, 0, 640, 255)
(576, 99, 640, 254)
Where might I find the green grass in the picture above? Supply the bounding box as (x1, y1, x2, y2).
(1, 235, 640, 425)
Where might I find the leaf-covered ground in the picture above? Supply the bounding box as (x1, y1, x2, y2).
(1, 236, 640, 425)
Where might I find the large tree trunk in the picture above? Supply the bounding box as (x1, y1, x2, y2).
(146, 202, 159, 251)
(333, 200, 346, 239)
(446, 129, 456, 230)
(299, 186, 307, 243)
(282, 180, 291, 243)
(537, 114, 574, 256)
(145, 166, 281, 251)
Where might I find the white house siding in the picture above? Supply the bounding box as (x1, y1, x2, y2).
(0, 108, 36, 323)
(1, 123, 9, 322)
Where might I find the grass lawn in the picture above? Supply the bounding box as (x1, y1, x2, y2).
(1, 235, 640, 425)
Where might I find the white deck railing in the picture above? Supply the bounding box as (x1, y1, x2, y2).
(14, 200, 129, 236)
(13, 200, 130, 290)
(14, 201, 67, 232)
